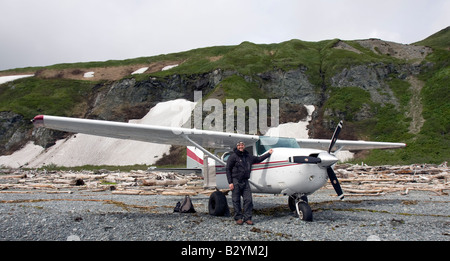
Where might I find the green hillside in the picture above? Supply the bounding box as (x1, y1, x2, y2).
(1, 27, 449, 165)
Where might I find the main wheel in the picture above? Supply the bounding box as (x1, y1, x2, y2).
(296, 202, 313, 222)
(208, 191, 228, 216)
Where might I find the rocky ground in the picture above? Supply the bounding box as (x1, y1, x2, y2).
(0, 163, 449, 242)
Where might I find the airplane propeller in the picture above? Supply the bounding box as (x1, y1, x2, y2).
(327, 166, 344, 200)
(328, 120, 343, 154)
(326, 120, 344, 200)
(290, 120, 345, 200)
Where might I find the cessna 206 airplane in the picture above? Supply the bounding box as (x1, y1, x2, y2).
(32, 114, 405, 221)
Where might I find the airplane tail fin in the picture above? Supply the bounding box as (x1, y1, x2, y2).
(186, 146, 216, 187)
(186, 146, 204, 169)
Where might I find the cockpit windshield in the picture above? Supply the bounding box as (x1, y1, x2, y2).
(256, 136, 300, 155)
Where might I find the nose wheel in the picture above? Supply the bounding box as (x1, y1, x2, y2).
(288, 194, 313, 221)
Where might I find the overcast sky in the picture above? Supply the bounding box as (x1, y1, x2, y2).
(0, 0, 449, 71)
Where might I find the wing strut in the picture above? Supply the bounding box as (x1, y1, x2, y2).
(182, 135, 226, 165)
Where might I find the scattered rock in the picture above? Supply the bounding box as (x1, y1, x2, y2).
(356, 39, 432, 62)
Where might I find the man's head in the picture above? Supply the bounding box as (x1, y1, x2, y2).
(236, 141, 245, 152)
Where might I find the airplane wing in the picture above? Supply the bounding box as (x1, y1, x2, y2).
(296, 138, 406, 151)
(32, 115, 405, 152)
(32, 115, 259, 150)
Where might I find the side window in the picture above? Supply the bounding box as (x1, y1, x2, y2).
(222, 151, 231, 162)
(255, 139, 267, 155)
(255, 140, 261, 155)
(256, 137, 300, 155)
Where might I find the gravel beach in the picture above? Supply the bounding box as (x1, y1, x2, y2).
(1, 188, 449, 241)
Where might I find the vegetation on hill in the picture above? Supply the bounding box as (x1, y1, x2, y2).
(1, 27, 448, 165)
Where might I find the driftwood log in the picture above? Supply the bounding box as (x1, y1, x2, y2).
(331, 162, 449, 196)
(0, 168, 206, 196)
(0, 162, 448, 196)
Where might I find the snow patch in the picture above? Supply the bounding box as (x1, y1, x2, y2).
(161, 64, 178, 71)
(265, 105, 315, 139)
(131, 67, 148, 75)
(335, 150, 354, 162)
(0, 99, 196, 168)
(83, 72, 95, 78)
(0, 74, 34, 84)
(0, 142, 44, 168)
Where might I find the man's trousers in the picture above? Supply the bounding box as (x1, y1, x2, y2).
(231, 179, 253, 221)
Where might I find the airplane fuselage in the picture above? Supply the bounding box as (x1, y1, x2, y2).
(215, 148, 329, 196)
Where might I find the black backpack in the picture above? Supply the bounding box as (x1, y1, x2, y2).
(174, 195, 196, 213)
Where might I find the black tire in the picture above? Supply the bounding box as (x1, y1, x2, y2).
(297, 202, 313, 222)
(208, 191, 227, 216)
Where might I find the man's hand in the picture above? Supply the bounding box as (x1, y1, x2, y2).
(268, 149, 273, 154)
(229, 183, 234, 190)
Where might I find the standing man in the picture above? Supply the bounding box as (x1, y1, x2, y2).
(226, 141, 273, 225)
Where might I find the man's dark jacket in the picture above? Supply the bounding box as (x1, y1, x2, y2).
(226, 148, 271, 184)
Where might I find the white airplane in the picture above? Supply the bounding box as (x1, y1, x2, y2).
(32, 115, 405, 221)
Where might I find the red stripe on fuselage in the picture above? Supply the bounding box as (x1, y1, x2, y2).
(186, 147, 203, 165)
(216, 161, 299, 174)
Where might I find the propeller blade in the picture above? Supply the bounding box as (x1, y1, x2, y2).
(328, 120, 343, 153)
(291, 156, 321, 164)
(327, 167, 344, 200)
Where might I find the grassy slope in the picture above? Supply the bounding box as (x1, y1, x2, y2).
(361, 27, 449, 164)
(1, 28, 448, 165)
(0, 77, 95, 119)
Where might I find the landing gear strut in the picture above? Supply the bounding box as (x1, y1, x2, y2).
(288, 194, 313, 221)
